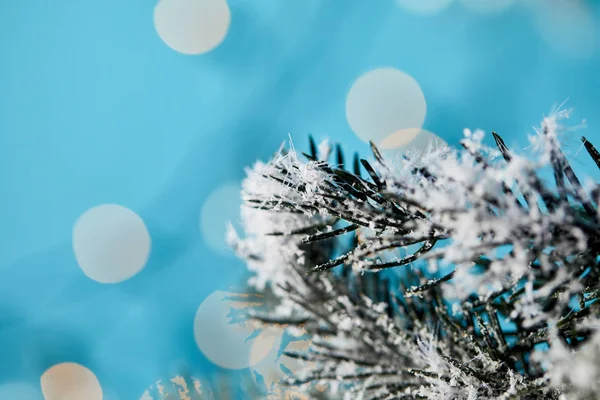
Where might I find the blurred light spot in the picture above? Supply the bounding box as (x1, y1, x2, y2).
(199, 182, 242, 256)
(73, 204, 151, 283)
(396, 0, 454, 15)
(383, 130, 447, 157)
(459, 0, 515, 13)
(534, 0, 596, 59)
(194, 291, 277, 370)
(251, 333, 317, 398)
(140, 375, 214, 399)
(249, 327, 283, 367)
(0, 382, 42, 400)
(346, 68, 427, 146)
(40, 363, 102, 400)
(379, 127, 422, 149)
(402, 130, 447, 152)
(154, 0, 231, 55)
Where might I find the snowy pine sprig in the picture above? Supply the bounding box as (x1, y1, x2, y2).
(228, 111, 600, 400)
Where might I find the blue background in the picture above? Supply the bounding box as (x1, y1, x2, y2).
(1, 0, 599, 398)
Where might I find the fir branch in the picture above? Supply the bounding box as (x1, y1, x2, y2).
(229, 111, 600, 400)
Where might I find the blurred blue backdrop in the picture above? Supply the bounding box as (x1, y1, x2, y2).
(0, 0, 599, 399)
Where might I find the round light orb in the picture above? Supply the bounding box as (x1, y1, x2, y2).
(40, 363, 102, 400)
(346, 68, 427, 146)
(73, 204, 151, 283)
(397, 129, 447, 153)
(154, 0, 231, 55)
(193, 291, 279, 370)
(199, 182, 242, 256)
(379, 127, 422, 149)
(251, 336, 317, 397)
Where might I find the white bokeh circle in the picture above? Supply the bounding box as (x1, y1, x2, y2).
(346, 68, 427, 146)
(194, 291, 280, 370)
(154, 0, 231, 55)
(459, 0, 515, 14)
(249, 327, 284, 368)
(251, 335, 318, 398)
(379, 127, 422, 149)
(73, 204, 151, 283)
(380, 129, 447, 166)
(40, 363, 102, 400)
(0, 382, 42, 400)
(199, 182, 242, 256)
(396, 0, 454, 15)
(394, 129, 447, 153)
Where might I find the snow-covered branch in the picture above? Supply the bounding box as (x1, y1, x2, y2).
(229, 111, 600, 399)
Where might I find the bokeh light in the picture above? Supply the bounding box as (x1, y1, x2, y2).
(40, 363, 102, 400)
(154, 0, 231, 54)
(73, 204, 151, 283)
(346, 68, 427, 149)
